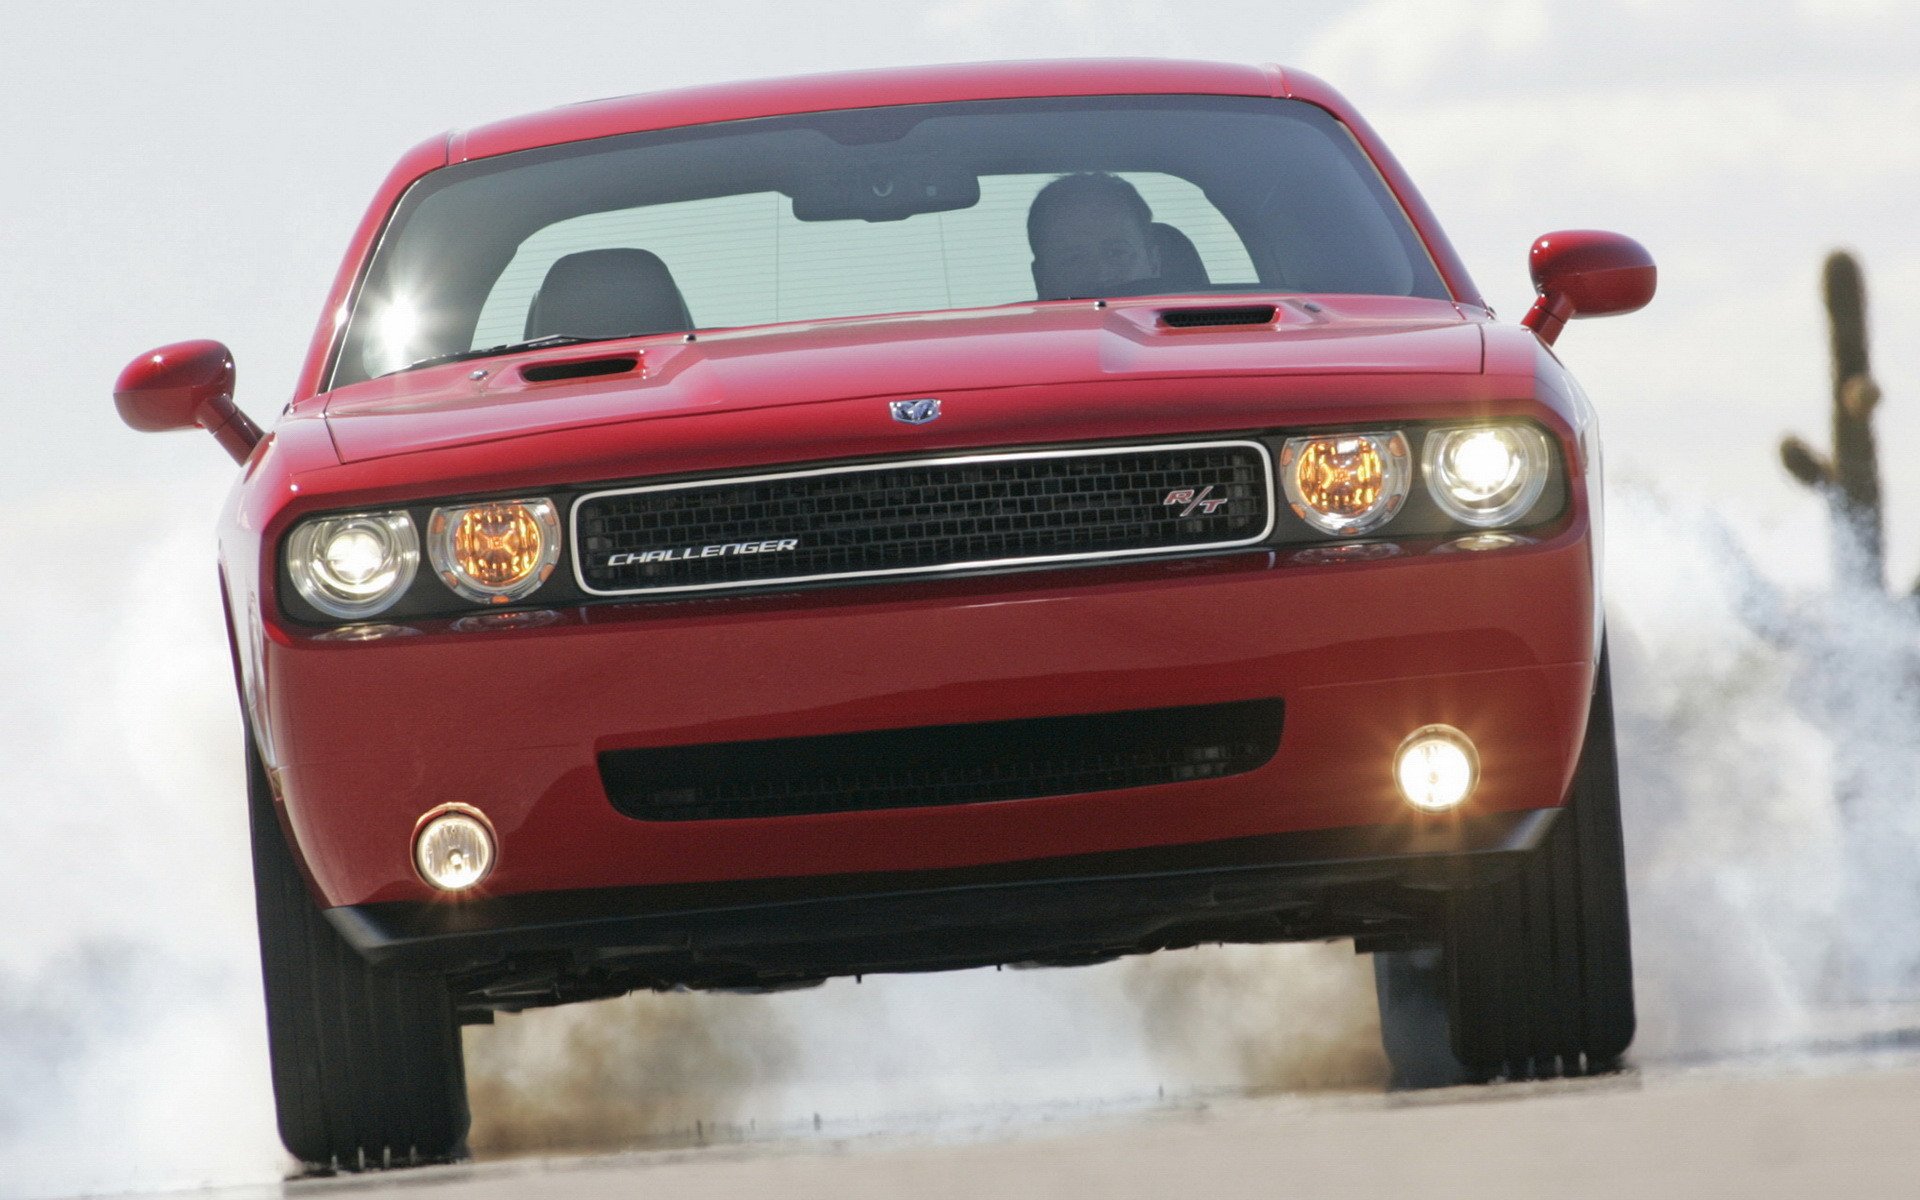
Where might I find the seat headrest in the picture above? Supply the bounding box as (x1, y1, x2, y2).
(1149, 223, 1211, 294)
(1030, 222, 1213, 300)
(524, 248, 694, 341)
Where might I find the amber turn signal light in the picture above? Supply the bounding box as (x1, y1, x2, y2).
(428, 498, 562, 605)
(1280, 431, 1409, 536)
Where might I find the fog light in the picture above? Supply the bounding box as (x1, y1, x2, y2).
(1394, 725, 1478, 812)
(412, 804, 496, 892)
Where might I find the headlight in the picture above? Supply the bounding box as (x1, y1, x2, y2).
(1280, 431, 1410, 536)
(286, 511, 419, 619)
(427, 498, 562, 605)
(1422, 425, 1551, 527)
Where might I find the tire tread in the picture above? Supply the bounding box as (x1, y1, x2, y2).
(246, 737, 469, 1168)
(1378, 647, 1636, 1083)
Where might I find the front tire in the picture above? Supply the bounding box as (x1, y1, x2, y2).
(246, 736, 471, 1169)
(1373, 647, 1635, 1086)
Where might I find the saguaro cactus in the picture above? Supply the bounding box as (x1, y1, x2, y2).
(1780, 251, 1886, 591)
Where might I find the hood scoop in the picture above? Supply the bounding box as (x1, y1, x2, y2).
(1158, 304, 1279, 329)
(520, 352, 641, 384)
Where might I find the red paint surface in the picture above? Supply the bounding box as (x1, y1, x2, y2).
(321, 296, 1482, 465)
(180, 60, 1631, 911)
(272, 540, 1594, 907)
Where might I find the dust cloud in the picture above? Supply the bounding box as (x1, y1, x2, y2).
(1120, 943, 1387, 1093)
(465, 991, 797, 1155)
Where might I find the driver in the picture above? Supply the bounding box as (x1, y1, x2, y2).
(1026, 172, 1164, 300)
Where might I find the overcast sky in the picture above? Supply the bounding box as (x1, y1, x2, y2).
(3, 4, 1918, 1194)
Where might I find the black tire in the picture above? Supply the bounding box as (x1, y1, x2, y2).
(246, 736, 471, 1169)
(1373, 646, 1635, 1087)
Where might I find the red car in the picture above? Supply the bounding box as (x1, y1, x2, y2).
(115, 59, 1654, 1168)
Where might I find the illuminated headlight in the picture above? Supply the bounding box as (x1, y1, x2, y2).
(1394, 725, 1479, 813)
(1280, 431, 1410, 536)
(428, 498, 562, 605)
(286, 512, 419, 619)
(1422, 425, 1551, 528)
(412, 805, 496, 892)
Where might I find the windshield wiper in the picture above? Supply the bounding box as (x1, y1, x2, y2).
(395, 334, 619, 374)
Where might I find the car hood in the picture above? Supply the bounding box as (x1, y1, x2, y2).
(321, 296, 1483, 464)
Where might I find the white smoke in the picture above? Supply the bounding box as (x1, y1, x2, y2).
(0, 497, 284, 1198)
(1607, 480, 1920, 1058)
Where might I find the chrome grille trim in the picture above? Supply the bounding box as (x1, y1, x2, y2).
(569, 439, 1276, 597)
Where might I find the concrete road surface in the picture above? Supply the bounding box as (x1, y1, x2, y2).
(200, 1047, 1920, 1200)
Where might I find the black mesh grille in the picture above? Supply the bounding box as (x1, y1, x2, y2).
(575, 442, 1271, 594)
(602, 699, 1284, 821)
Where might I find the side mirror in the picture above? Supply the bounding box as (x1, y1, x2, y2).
(114, 339, 262, 464)
(1521, 231, 1656, 346)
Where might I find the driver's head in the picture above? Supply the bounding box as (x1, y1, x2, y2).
(1027, 173, 1162, 300)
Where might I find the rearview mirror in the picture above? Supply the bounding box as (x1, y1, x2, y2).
(790, 162, 981, 223)
(1521, 231, 1656, 346)
(113, 339, 261, 463)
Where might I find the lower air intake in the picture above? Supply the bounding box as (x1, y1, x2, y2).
(602, 699, 1285, 821)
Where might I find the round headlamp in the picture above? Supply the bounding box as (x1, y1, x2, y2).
(427, 498, 561, 605)
(1280, 431, 1410, 537)
(286, 511, 419, 619)
(1422, 425, 1551, 528)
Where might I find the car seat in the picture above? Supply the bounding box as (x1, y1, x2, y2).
(1148, 223, 1211, 294)
(524, 248, 695, 341)
(1030, 222, 1213, 300)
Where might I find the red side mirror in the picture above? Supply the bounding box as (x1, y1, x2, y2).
(1521, 231, 1656, 346)
(114, 339, 261, 463)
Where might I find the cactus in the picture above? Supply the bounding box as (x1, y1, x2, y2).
(1779, 251, 1887, 591)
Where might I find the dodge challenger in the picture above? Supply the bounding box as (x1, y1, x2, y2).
(113, 59, 1655, 1169)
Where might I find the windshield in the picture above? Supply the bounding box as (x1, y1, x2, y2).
(329, 95, 1449, 387)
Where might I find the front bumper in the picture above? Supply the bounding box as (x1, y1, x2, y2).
(259, 519, 1596, 911)
(330, 809, 1556, 987)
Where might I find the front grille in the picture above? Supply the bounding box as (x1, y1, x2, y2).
(602, 699, 1285, 822)
(573, 441, 1272, 595)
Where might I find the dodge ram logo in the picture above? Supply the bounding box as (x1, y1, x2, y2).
(1164, 486, 1229, 517)
(890, 398, 941, 425)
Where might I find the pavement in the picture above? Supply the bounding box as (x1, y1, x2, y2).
(127, 1034, 1918, 1200)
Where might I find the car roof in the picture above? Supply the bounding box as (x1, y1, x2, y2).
(448, 59, 1293, 163)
